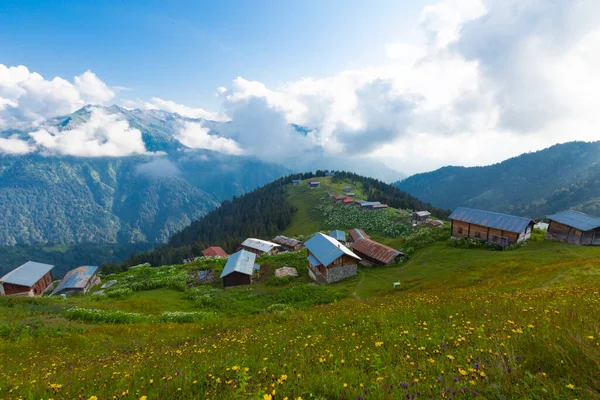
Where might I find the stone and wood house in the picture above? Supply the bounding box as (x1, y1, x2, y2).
(304, 232, 361, 284)
(51, 265, 101, 296)
(240, 238, 280, 256)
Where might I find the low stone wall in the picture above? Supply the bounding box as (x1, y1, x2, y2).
(326, 264, 357, 283)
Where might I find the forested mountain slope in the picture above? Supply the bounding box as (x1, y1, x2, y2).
(396, 141, 600, 217)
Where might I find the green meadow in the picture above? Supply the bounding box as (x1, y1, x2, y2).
(1, 234, 600, 399)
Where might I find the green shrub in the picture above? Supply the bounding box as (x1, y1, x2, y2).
(160, 311, 214, 323)
(64, 307, 148, 324)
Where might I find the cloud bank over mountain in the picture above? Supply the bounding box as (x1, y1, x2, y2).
(1, 0, 600, 175)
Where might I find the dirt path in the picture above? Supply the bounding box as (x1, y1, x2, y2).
(353, 271, 365, 299)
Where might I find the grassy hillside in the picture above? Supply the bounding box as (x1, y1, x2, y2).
(1, 232, 600, 399)
(109, 173, 445, 271)
(397, 141, 600, 217)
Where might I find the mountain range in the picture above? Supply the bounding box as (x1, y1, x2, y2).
(0, 106, 289, 246)
(396, 141, 600, 218)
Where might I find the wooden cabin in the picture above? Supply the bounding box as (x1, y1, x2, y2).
(0, 261, 54, 296)
(271, 235, 304, 252)
(304, 233, 361, 284)
(351, 239, 404, 265)
(546, 210, 600, 245)
(449, 207, 534, 247)
(220, 250, 260, 288)
(412, 211, 431, 224)
(240, 238, 280, 256)
(51, 266, 100, 296)
(308, 181, 321, 188)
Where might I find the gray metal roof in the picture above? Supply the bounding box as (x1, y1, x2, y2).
(241, 238, 280, 253)
(361, 201, 381, 207)
(304, 232, 360, 267)
(547, 210, 600, 232)
(1, 261, 54, 287)
(220, 250, 257, 278)
(415, 211, 431, 217)
(51, 266, 98, 295)
(449, 207, 533, 234)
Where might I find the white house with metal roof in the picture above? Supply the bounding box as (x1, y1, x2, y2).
(240, 238, 280, 256)
(304, 232, 361, 284)
(0, 261, 54, 296)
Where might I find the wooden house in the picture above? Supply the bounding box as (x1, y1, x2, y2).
(351, 239, 404, 265)
(202, 246, 228, 258)
(0, 261, 54, 296)
(449, 207, 534, 247)
(343, 198, 354, 205)
(371, 204, 389, 211)
(546, 210, 600, 245)
(308, 181, 321, 188)
(333, 195, 347, 202)
(292, 179, 302, 185)
(348, 228, 370, 243)
(271, 235, 304, 252)
(304, 233, 361, 284)
(220, 250, 260, 288)
(360, 201, 381, 210)
(412, 211, 431, 223)
(240, 238, 280, 256)
(51, 266, 100, 296)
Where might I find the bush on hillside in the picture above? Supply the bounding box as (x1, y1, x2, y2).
(64, 307, 148, 324)
(160, 311, 214, 323)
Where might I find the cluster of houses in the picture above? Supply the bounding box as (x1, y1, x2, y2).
(3, 197, 599, 296)
(0, 262, 100, 297)
(326, 186, 391, 211)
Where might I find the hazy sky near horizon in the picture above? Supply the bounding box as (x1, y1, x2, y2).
(1, 0, 600, 175)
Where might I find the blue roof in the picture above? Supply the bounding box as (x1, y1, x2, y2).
(292, 179, 302, 183)
(449, 207, 533, 234)
(1, 261, 54, 287)
(361, 201, 381, 207)
(547, 210, 600, 231)
(304, 232, 360, 267)
(220, 250, 257, 278)
(328, 230, 346, 241)
(253, 264, 261, 271)
(51, 266, 98, 295)
(307, 254, 322, 267)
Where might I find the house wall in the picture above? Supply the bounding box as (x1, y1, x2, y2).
(307, 253, 358, 283)
(451, 221, 525, 246)
(547, 221, 600, 245)
(241, 246, 278, 256)
(2, 271, 53, 296)
(223, 271, 251, 287)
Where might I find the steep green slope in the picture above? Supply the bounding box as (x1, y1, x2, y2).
(397, 141, 600, 217)
(108, 172, 447, 271)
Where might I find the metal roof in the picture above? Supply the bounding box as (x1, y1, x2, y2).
(51, 266, 98, 295)
(328, 230, 346, 241)
(304, 232, 361, 267)
(547, 210, 600, 232)
(292, 179, 302, 183)
(361, 201, 381, 207)
(220, 250, 257, 278)
(272, 235, 303, 249)
(415, 211, 431, 217)
(241, 238, 280, 253)
(349, 228, 370, 242)
(449, 207, 534, 234)
(1, 261, 54, 287)
(351, 239, 404, 264)
(202, 246, 228, 258)
(307, 254, 322, 267)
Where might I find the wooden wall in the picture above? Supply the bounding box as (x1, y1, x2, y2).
(451, 221, 526, 246)
(547, 221, 600, 245)
(2, 271, 53, 296)
(222, 271, 251, 288)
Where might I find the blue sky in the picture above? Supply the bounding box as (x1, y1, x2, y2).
(1, 0, 599, 177)
(0, 0, 425, 109)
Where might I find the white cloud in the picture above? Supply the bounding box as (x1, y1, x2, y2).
(29, 108, 148, 157)
(150, 97, 228, 121)
(0, 135, 34, 154)
(0, 64, 116, 130)
(177, 121, 244, 155)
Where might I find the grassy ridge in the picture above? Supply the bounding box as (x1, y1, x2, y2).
(1, 237, 600, 399)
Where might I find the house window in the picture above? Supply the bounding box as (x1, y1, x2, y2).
(457, 227, 463, 234)
(474, 231, 481, 238)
